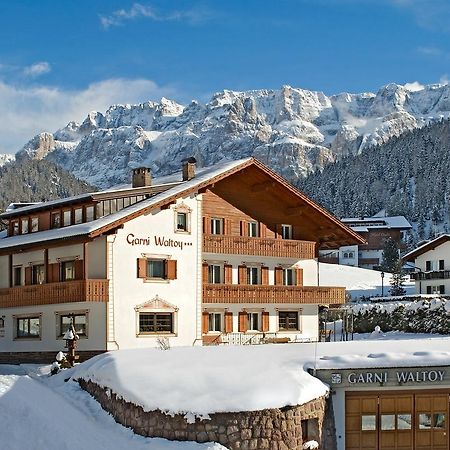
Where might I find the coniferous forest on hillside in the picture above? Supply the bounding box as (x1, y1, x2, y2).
(299, 119, 450, 244)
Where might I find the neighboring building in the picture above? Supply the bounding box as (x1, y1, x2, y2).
(319, 214, 412, 269)
(402, 234, 450, 295)
(0, 157, 363, 362)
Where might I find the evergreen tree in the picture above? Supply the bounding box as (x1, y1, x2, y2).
(381, 238, 400, 273)
(389, 261, 407, 296)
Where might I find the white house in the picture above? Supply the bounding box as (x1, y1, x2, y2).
(0, 157, 364, 362)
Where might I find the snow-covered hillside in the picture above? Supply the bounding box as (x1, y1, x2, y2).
(0, 154, 15, 167)
(15, 82, 450, 188)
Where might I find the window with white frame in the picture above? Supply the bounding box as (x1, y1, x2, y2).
(176, 212, 188, 231)
(247, 312, 260, 331)
(208, 312, 223, 332)
(32, 264, 45, 285)
(211, 218, 224, 235)
(11, 220, 19, 236)
(247, 266, 259, 285)
(278, 310, 300, 331)
(283, 268, 296, 286)
(15, 315, 41, 339)
(61, 260, 76, 281)
(208, 264, 222, 284)
(281, 224, 292, 239)
(248, 221, 259, 237)
(63, 210, 72, 227)
(86, 206, 95, 222)
(74, 208, 83, 224)
(427, 285, 445, 294)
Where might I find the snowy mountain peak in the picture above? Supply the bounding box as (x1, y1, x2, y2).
(14, 82, 450, 188)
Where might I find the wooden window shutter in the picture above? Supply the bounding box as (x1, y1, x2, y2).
(296, 268, 303, 286)
(224, 311, 233, 333)
(137, 258, 147, 278)
(259, 222, 267, 238)
(261, 266, 269, 285)
(224, 264, 233, 284)
(224, 219, 231, 235)
(166, 260, 177, 280)
(48, 263, 60, 283)
(74, 259, 84, 280)
(238, 265, 247, 284)
(274, 267, 283, 285)
(240, 221, 248, 236)
(262, 311, 269, 332)
(202, 263, 209, 283)
(202, 311, 209, 334)
(203, 216, 211, 234)
(25, 266, 32, 285)
(238, 311, 248, 332)
(275, 224, 282, 238)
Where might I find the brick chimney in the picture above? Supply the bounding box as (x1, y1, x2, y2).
(132, 167, 152, 188)
(182, 157, 197, 181)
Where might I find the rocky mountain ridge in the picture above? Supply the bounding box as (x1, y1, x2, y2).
(11, 82, 450, 188)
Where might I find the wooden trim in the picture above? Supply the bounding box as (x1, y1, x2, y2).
(238, 311, 248, 332)
(203, 284, 346, 304)
(137, 258, 146, 278)
(0, 279, 109, 308)
(240, 220, 248, 236)
(224, 264, 232, 284)
(44, 249, 49, 285)
(224, 311, 233, 333)
(48, 263, 60, 283)
(202, 263, 209, 283)
(74, 260, 84, 280)
(274, 267, 283, 285)
(166, 260, 177, 280)
(296, 268, 303, 286)
(25, 266, 32, 286)
(8, 255, 12, 288)
(83, 242, 88, 280)
(261, 266, 269, 285)
(238, 265, 247, 284)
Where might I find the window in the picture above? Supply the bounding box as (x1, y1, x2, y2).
(21, 218, 29, 234)
(427, 285, 445, 294)
(138, 258, 177, 281)
(16, 316, 40, 339)
(61, 261, 76, 281)
(247, 266, 259, 285)
(51, 212, 61, 229)
(59, 314, 87, 337)
(31, 217, 39, 233)
(208, 312, 222, 332)
(74, 208, 83, 224)
(139, 312, 173, 334)
(211, 218, 224, 235)
(439, 259, 445, 270)
(12, 221, 19, 236)
(208, 265, 222, 284)
(361, 415, 377, 431)
(176, 212, 188, 232)
(247, 312, 260, 331)
(348, 252, 354, 258)
(63, 210, 72, 227)
(86, 206, 94, 222)
(281, 224, 292, 239)
(283, 268, 295, 286)
(278, 311, 300, 331)
(248, 221, 259, 237)
(32, 265, 45, 285)
(13, 266, 22, 286)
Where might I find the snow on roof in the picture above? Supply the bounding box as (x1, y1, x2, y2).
(68, 338, 450, 417)
(403, 234, 450, 261)
(342, 215, 412, 230)
(0, 158, 252, 250)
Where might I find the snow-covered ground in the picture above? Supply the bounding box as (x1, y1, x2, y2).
(2, 334, 450, 449)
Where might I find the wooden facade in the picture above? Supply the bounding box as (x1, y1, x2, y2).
(203, 284, 346, 304)
(0, 279, 109, 308)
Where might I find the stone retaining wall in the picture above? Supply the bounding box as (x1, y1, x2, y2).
(0, 350, 104, 364)
(80, 379, 334, 450)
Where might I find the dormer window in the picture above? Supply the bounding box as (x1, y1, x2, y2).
(31, 217, 39, 233)
(51, 212, 61, 229)
(11, 220, 19, 236)
(63, 210, 71, 227)
(177, 212, 188, 231)
(21, 218, 29, 234)
(74, 208, 83, 225)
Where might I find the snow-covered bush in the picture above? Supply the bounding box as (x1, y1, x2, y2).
(350, 297, 450, 334)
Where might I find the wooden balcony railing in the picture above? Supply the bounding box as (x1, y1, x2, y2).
(203, 235, 316, 259)
(203, 283, 346, 305)
(0, 279, 109, 308)
(410, 270, 450, 281)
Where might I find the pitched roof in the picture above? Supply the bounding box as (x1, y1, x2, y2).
(341, 215, 412, 230)
(0, 157, 364, 253)
(402, 234, 450, 262)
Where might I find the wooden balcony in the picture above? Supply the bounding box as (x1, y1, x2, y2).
(203, 235, 316, 259)
(0, 279, 109, 308)
(203, 283, 346, 305)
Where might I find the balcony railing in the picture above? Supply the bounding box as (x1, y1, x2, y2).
(410, 270, 450, 281)
(203, 283, 346, 305)
(0, 279, 109, 308)
(203, 235, 316, 259)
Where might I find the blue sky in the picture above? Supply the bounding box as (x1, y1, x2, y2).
(1, 0, 450, 153)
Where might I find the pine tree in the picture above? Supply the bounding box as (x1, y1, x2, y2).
(381, 238, 400, 273)
(389, 261, 407, 296)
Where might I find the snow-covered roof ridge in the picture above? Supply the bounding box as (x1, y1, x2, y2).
(341, 215, 412, 229)
(403, 234, 450, 262)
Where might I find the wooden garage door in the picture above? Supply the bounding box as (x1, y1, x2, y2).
(346, 392, 448, 450)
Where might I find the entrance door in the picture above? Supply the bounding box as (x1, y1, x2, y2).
(415, 394, 448, 450)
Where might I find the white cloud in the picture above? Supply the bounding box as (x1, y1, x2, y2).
(100, 2, 209, 29)
(404, 81, 424, 91)
(23, 62, 51, 78)
(0, 78, 178, 155)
